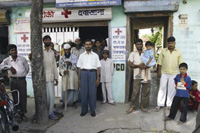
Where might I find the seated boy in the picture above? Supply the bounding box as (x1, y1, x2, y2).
(164, 62, 192, 124)
(188, 80, 200, 111)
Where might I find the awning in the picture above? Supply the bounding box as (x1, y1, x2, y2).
(124, 0, 179, 13)
(0, 10, 10, 24)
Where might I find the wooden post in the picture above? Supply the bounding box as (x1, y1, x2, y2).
(65, 71, 68, 111)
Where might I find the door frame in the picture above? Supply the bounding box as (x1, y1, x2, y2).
(125, 12, 174, 102)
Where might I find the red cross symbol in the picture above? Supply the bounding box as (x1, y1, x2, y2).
(21, 34, 28, 42)
(61, 9, 71, 18)
(115, 28, 122, 35)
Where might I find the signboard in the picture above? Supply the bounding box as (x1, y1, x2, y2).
(16, 33, 31, 78)
(56, 0, 121, 7)
(178, 14, 188, 28)
(111, 27, 126, 61)
(14, 19, 30, 33)
(25, 7, 112, 23)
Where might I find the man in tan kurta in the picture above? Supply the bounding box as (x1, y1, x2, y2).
(60, 44, 78, 107)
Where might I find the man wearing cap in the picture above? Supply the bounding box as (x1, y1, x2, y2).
(60, 44, 79, 108)
(43, 35, 59, 120)
(77, 39, 101, 117)
(71, 38, 85, 58)
(1, 44, 29, 121)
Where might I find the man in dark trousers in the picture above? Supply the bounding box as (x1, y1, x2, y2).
(1, 44, 29, 121)
(77, 39, 101, 117)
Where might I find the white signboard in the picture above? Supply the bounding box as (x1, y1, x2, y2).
(14, 19, 30, 33)
(178, 14, 188, 28)
(111, 27, 126, 61)
(56, 0, 121, 7)
(16, 33, 31, 78)
(25, 7, 112, 23)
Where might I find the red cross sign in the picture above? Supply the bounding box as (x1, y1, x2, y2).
(61, 9, 72, 18)
(115, 28, 122, 35)
(21, 34, 28, 42)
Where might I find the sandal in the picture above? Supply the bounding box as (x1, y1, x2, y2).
(154, 106, 160, 112)
(164, 116, 172, 121)
(140, 106, 149, 113)
(126, 106, 134, 114)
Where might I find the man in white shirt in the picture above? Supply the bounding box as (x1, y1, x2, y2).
(1, 44, 29, 121)
(43, 35, 58, 120)
(126, 39, 151, 114)
(77, 39, 101, 117)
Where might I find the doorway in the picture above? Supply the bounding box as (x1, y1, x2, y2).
(126, 13, 174, 104)
(0, 26, 8, 62)
(79, 26, 108, 40)
(43, 23, 109, 98)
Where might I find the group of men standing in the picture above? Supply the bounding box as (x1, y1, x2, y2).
(126, 36, 183, 114)
(0, 35, 184, 121)
(0, 35, 112, 121)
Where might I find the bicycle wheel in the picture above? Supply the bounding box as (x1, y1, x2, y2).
(0, 109, 10, 133)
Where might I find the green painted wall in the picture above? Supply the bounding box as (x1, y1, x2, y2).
(173, 0, 200, 86)
(111, 6, 126, 27)
(9, 5, 127, 101)
(9, 7, 34, 97)
(110, 6, 126, 103)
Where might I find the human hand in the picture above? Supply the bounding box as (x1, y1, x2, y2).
(180, 78, 186, 85)
(10, 67, 16, 74)
(157, 70, 161, 78)
(146, 61, 150, 65)
(139, 64, 146, 69)
(54, 79, 58, 86)
(64, 70, 69, 75)
(66, 61, 72, 65)
(96, 79, 100, 86)
(78, 79, 81, 87)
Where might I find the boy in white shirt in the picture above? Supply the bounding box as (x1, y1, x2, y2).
(100, 50, 115, 105)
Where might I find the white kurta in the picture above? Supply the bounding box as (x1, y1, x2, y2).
(100, 58, 114, 103)
(100, 58, 113, 82)
(60, 54, 78, 91)
(60, 53, 79, 104)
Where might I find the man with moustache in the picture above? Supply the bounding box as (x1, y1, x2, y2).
(43, 35, 59, 120)
(77, 39, 101, 117)
(1, 44, 29, 121)
(155, 36, 183, 111)
(126, 39, 151, 114)
(71, 38, 85, 58)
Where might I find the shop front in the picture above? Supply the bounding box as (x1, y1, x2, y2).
(8, 4, 127, 103)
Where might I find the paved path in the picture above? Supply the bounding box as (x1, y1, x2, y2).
(46, 102, 196, 133)
(9, 98, 196, 133)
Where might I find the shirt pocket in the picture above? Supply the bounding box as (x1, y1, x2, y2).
(90, 56, 97, 68)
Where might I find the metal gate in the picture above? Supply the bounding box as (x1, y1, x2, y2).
(43, 26, 79, 45)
